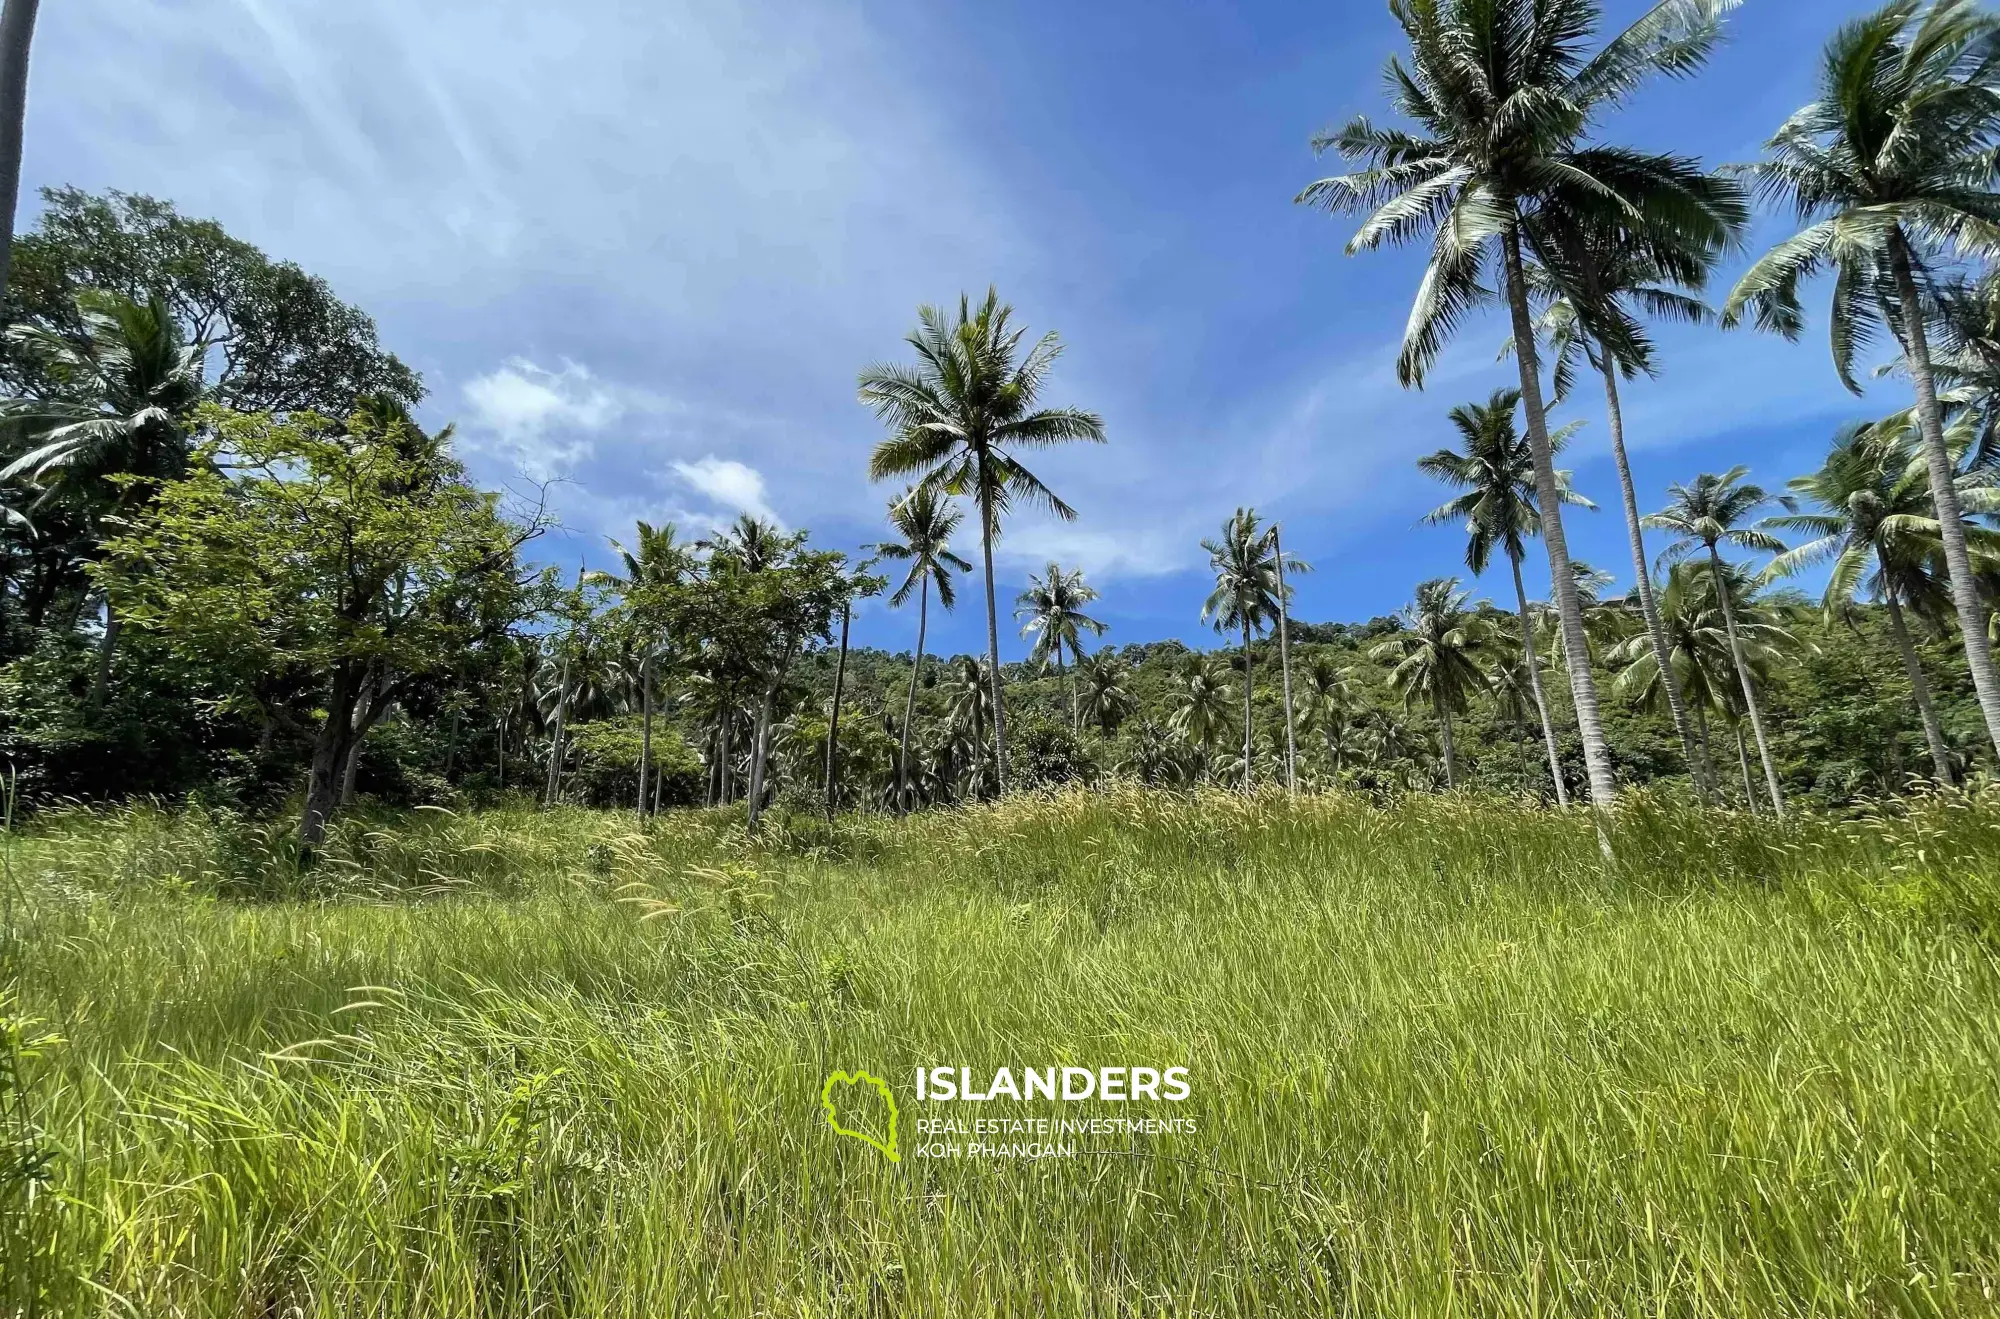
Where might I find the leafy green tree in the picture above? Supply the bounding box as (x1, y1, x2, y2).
(875, 484, 971, 811)
(1372, 578, 1490, 789)
(1298, 0, 1738, 815)
(1, 290, 207, 703)
(1646, 468, 1791, 815)
(860, 289, 1106, 793)
(1418, 388, 1592, 804)
(1016, 561, 1105, 732)
(1201, 508, 1293, 793)
(96, 404, 546, 848)
(1764, 415, 2000, 785)
(1725, 0, 2000, 760)
(3, 187, 420, 413)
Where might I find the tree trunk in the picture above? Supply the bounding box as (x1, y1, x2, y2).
(543, 652, 570, 808)
(1438, 699, 1457, 789)
(1274, 524, 1299, 793)
(300, 667, 362, 849)
(637, 651, 653, 818)
(1510, 552, 1570, 808)
(497, 715, 506, 789)
(1064, 652, 1078, 734)
(977, 480, 1008, 794)
(746, 688, 775, 832)
(1733, 720, 1755, 810)
(825, 601, 851, 818)
(1599, 357, 1711, 800)
(898, 580, 928, 814)
(87, 598, 119, 711)
(1241, 619, 1255, 794)
(1502, 227, 1617, 844)
(0, 0, 39, 308)
(1888, 229, 2000, 762)
(1709, 550, 1784, 818)
(1882, 585, 1954, 787)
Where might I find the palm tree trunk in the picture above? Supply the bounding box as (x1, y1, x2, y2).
(1065, 652, 1079, 734)
(1241, 619, 1255, 794)
(497, 715, 506, 789)
(1599, 358, 1711, 800)
(1502, 228, 1618, 834)
(637, 651, 653, 818)
(1691, 700, 1718, 800)
(898, 580, 928, 814)
(824, 601, 851, 818)
(0, 0, 39, 307)
(1510, 552, 1570, 808)
(1733, 720, 1755, 809)
(1274, 523, 1299, 794)
(87, 598, 119, 711)
(1889, 228, 2000, 762)
(1709, 550, 1784, 818)
(978, 481, 1008, 795)
(1438, 699, 1457, 789)
(1882, 585, 1954, 787)
(543, 652, 570, 808)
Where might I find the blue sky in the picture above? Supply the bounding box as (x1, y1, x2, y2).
(27, 0, 1904, 659)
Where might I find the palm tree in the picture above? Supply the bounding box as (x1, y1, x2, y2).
(1763, 416, 2000, 786)
(1645, 468, 1791, 816)
(1201, 508, 1302, 793)
(1, 290, 207, 703)
(874, 484, 970, 812)
(943, 655, 995, 800)
(1015, 561, 1106, 731)
(1298, 656, 1364, 778)
(1725, 0, 2000, 761)
(701, 513, 787, 572)
(1610, 562, 1799, 806)
(0, 0, 39, 305)
(1371, 578, 1490, 789)
(1165, 655, 1236, 781)
(1520, 229, 1744, 799)
(601, 520, 690, 816)
(1297, 0, 1739, 818)
(1418, 388, 1593, 805)
(860, 290, 1107, 793)
(1077, 651, 1137, 735)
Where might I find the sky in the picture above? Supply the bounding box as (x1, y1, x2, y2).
(23, 0, 1910, 660)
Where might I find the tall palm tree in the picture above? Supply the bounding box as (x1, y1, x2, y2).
(1, 290, 207, 703)
(1299, 656, 1364, 778)
(1645, 468, 1791, 816)
(1165, 655, 1236, 781)
(1202, 508, 1300, 793)
(1297, 0, 1740, 819)
(1520, 228, 1744, 799)
(1725, 0, 2000, 761)
(1763, 416, 2000, 786)
(1418, 388, 1593, 805)
(943, 655, 995, 799)
(1610, 561, 1798, 807)
(1077, 650, 1137, 735)
(0, 0, 39, 305)
(1371, 578, 1491, 789)
(601, 520, 690, 816)
(1015, 561, 1106, 731)
(860, 290, 1106, 793)
(874, 485, 970, 812)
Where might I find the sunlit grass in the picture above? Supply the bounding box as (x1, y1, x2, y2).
(5, 788, 2000, 1315)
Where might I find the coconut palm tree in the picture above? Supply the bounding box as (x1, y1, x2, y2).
(1077, 651, 1137, 735)
(1015, 561, 1106, 731)
(943, 655, 995, 800)
(600, 520, 690, 816)
(1201, 508, 1303, 793)
(1610, 561, 1799, 807)
(0, 0, 39, 305)
(1645, 468, 1791, 815)
(1298, 656, 1365, 778)
(860, 290, 1106, 793)
(1297, 0, 1740, 818)
(1725, 0, 2000, 760)
(1418, 388, 1593, 805)
(1165, 655, 1236, 781)
(1371, 578, 1491, 789)
(1763, 415, 2000, 786)
(1, 289, 207, 703)
(874, 485, 970, 812)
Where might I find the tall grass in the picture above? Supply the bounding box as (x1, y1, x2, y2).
(4, 788, 2000, 1315)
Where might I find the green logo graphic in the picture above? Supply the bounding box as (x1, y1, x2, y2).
(821, 1069, 900, 1161)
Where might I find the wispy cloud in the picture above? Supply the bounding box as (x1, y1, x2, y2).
(462, 359, 621, 478)
(668, 456, 785, 529)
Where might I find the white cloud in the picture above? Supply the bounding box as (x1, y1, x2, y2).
(998, 521, 1189, 581)
(668, 456, 784, 528)
(461, 358, 620, 477)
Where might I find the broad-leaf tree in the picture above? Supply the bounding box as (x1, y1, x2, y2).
(860, 289, 1105, 794)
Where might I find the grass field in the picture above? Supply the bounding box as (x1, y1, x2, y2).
(5, 789, 2000, 1316)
